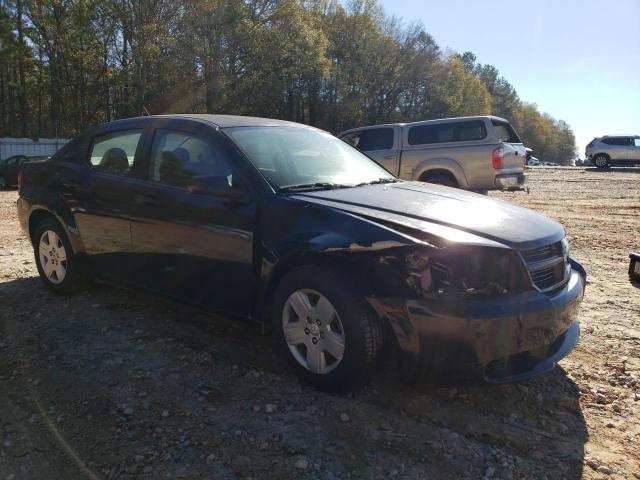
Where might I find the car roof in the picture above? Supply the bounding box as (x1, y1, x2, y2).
(338, 115, 509, 135)
(103, 114, 316, 130)
(601, 135, 639, 138)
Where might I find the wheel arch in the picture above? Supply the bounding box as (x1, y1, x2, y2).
(255, 248, 413, 333)
(28, 208, 84, 254)
(413, 158, 468, 187)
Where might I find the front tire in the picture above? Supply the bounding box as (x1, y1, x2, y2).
(33, 218, 82, 294)
(272, 266, 384, 390)
(593, 154, 610, 169)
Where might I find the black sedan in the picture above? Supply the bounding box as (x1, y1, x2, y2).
(0, 154, 49, 189)
(16, 115, 586, 389)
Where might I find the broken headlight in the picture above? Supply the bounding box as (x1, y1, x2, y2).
(407, 246, 530, 296)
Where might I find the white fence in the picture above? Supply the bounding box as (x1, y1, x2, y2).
(0, 138, 70, 161)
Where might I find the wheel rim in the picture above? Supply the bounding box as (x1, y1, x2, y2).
(282, 289, 346, 374)
(595, 156, 607, 167)
(38, 230, 67, 284)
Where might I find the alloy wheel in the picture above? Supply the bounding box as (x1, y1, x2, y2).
(594, 155, 608, 168)
(38, 230, 68, 284)
(282, 289, 346, 374)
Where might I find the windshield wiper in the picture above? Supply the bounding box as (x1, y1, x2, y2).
(277, 182, 353, 193)
(355, 177, 401, 187)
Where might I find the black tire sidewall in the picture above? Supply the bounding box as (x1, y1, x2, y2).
(0, 176, 6, 190)
(272, 265, 378, 390)
(423, 174, 457, 188)
(33, 218, 78, 294)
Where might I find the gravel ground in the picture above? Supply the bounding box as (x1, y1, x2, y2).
(0, 167, 639, 479)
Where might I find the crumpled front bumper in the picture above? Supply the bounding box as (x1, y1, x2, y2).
(368, 258, 586, 383)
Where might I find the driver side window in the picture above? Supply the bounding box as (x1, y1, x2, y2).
(148, 129, 235, 194)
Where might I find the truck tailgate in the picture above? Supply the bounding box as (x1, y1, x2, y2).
(501, 143, 526, 172)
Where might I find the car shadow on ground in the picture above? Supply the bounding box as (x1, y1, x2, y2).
(0, 276, 588, 478)
(584, 167, 640, 173)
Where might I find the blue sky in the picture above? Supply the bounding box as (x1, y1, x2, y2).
(377, 0, 640, 155)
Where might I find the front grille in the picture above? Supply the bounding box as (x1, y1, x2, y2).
(520, 240, 569, 292)
(521, 242, 563, 263)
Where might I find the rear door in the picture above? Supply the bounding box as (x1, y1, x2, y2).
(341, 127, 400, 175)
(72, 127, 149, 280)
(129, 123, 256, 317)
(602, 137, 628, 161)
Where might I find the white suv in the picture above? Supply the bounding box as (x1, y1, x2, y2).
(585, 135, 640, 168)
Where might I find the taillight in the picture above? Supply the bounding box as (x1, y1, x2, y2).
(17, 170, 24, 192)
(587, 139, 595, 149)
(492, 147, 504, 169)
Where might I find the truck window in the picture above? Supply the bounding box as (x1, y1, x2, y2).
(348, 128, 394, 152)
(408, 120, 486, 145)
(491, 120, 522, 143)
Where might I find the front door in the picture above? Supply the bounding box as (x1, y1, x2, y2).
(625, 137, 640, 162)
(130, 126, 256, 317)
(343, 127, 400, 175)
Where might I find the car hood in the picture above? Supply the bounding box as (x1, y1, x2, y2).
(291, 181, 564, 249)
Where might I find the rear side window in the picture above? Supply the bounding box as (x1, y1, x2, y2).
(634, 138, 640, 147)
(345, 128, 394, 151)
(491, 120, 521, 143)
(408, 121, 487, 146)
(89, 130, 143, 175)
(602, 137, 631, 146)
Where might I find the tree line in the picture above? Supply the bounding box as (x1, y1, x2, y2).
(0, 0, 576, 163)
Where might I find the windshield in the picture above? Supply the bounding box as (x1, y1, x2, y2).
(226, 126, 396, 190)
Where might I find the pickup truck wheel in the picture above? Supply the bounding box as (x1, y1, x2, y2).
(0, 176, 6, 190)
(272, 266, 383, 390)
(34, 218, 81, 295)
(593, 154, 609, 169)
(421, 173, 458, 188)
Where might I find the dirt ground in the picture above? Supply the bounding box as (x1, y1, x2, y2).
(0, 167, 638, 479)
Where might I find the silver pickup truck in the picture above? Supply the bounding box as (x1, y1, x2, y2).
(339, 115, 527, 192)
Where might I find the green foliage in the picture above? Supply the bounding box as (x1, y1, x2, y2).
(0, 0, 576, 163)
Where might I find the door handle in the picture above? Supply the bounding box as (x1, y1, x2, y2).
(135, 194, 159, 207)
(61, 179, 81, 190)
(383, 155, 396, 160)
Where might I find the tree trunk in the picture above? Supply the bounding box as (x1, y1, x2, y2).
(16, 0, 30, 137)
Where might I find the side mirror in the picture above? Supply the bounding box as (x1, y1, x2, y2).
(187, 175, 251, 206)
(215, 188, 251, 206)
(187, 175, 229, 195)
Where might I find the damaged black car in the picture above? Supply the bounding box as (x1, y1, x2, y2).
(16, 115, 586, 389)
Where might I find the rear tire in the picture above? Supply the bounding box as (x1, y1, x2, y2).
(421, 172, 458, 188)
(272, 265, 384, 390)
(33, 218, 82, 295)
(593, 154, 610, 169)
(0, 176, 6, 190)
